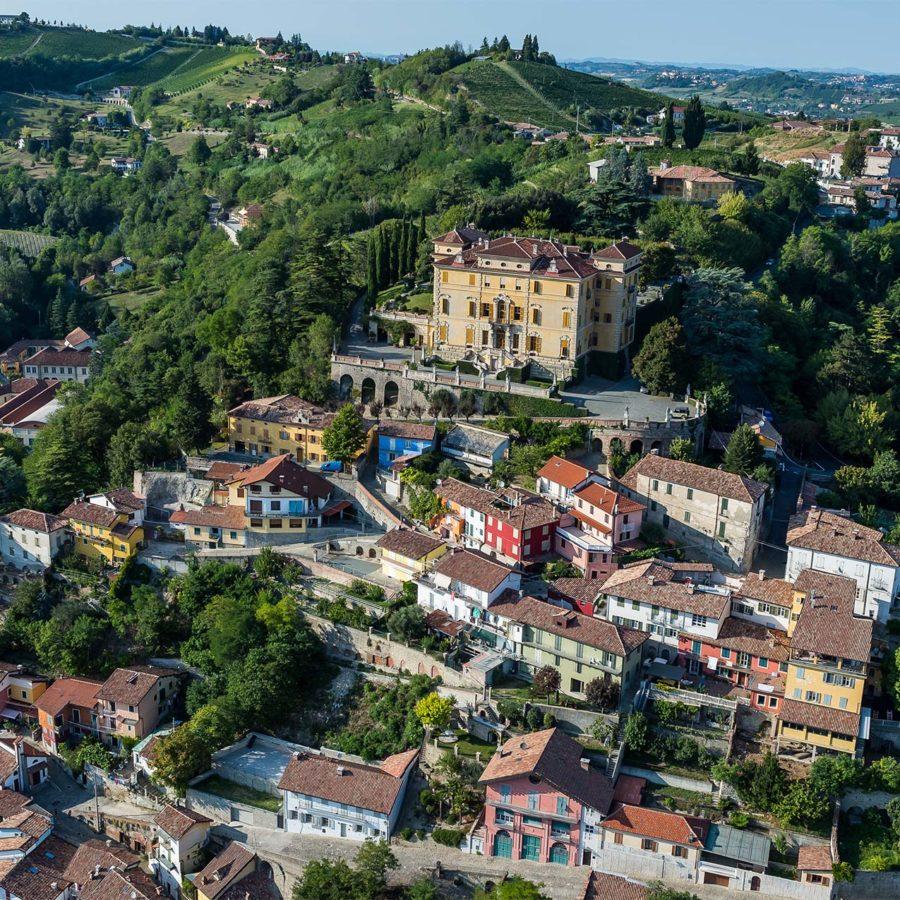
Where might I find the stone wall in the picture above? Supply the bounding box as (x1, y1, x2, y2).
(186, 786, 280, 830)
(305, 612, 480, 689)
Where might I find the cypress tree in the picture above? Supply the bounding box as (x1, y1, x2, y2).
(682, 95, 706, 150)
(661, 102, 676, 148)
(398, 220, 409, 277)
(406, 219, 418, 274)
(522, 34, 532, 60)
(49, 290, 67, 338)
(366, 234, 378, 301)
(375, 226, 387, 288)
(391, 221, 402, 281)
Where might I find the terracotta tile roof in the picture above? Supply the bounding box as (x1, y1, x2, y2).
(480, 728, 615, 814)
(435, 235, 601, 280)
(694, 617, 789, 662)
(217, 867, 280, 900)
(376, 421, 437, 442)
(600, 560, 730, 618)
(779, 698, 860, 738)
(435, 478, 558, 531)
(62, 500, 120, 528)
(79, 868, 158, 899)
(432, 548, 515, 593)
(277, 749, 416, 814)
(193, 842, 256, 900)
(64, 327, 94, 346)
(603, 803, 708, 846)
(170, 505, 247, 530)
(792, 569, 858, 611)
(433, 225, 489, 245)
(375, 528, 445, 561)
(786, 508, 900, 567)
(487, 593, 648, 656)
(24, 347, 92, 368)
(101, 489, 143, 513)
(153, 804, 211, 839)
(0, 750, 17, 783)
(652, 165, 734, 183)
(582, 871, 649, 900)
(791, 576, 872, 663)
(228, 394, 334, 429)
(738, 572, 794, 609)
(424, 609, 465, 638)
(11, 377, 41, 394)
(0, 508, 68, 532)
(0, 379, 60, 427)
(0, 340, 61, 363)
(0, 789, 31, 818)
(62, 838, 139, 886)
(575, 481, 645, 516)
(205, 461, 248, 482)
(613, 774, 646, 806)
(0, 855, 73, 900)
(593, 241, 642, 261)
(619, 455, 768, 504)
(550, 577, 608, 609)
(537, 455, 591, 490)
(95, 665, 179, 707)
(227, 454, 332, 501)
(797, 844, 834, 871)
(35, 677, 103, 717)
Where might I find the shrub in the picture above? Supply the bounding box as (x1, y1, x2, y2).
(832, 861, 855, 882)
(542, 712, 556, 728)
(728, 811, 750, 828)
(526, 707, 544, 731)
(623, 711, 649, 751)
(431, 827, 464, 847)
(398, 827, 414, 841)
(497, 699, 522, 725)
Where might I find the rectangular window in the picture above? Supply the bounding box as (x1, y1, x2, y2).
(641, 839, 659, 852)
(672, 845, 687, 858)
(683, 511, 691, 523)
(528, 792, 539, 810)
(718, 521, 726, 539)
(556, 797, 568, 815)
(469, 274, 476, 286)
(441, 297, 450, 314)
(721, 498, 729, 512)
(468, 301, 476, 317)
(562, 310, 571, 328)
(666, 483, 673, 495)
(613, 832, 623, 845)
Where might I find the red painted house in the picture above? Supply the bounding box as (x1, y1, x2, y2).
(435, 478, 560, 566)
(478, 727, 614, 866)
(677, 617, 789, 714)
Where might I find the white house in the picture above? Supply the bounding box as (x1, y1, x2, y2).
(86, 489, 145, 528)
(535, 455, 593, 504)
(598, 558, 731, 660)
(22, 347, 92, 383)
(733, 570, 793, 632)
(108, 254, 136, 273)
(786, 508, 900, 623)
(441, 424, 509, 471)
(879, 127, 900, 150)
(0, 733, 48, 792)
(279, 747, 418, 841)
(0, 509, 69, 570)
(416, 548, 521, 624)
(151, 803, 212, 898)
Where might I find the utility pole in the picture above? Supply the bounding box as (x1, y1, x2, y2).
(93, 777, 100, 831)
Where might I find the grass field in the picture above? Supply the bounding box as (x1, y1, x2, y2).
(0, 28, 38, 57)
(752, 126, 842, 162)
(104, 287, 164, 312)
(155, 46, 257, 94)
(0, 229, 58, 257)
(860, 100, 900, 123)
(86, 46, 197, 91)
(197, 774, 282, 813)
(160, 131, 228, 157)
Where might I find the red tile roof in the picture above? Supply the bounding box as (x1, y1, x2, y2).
(205, 461, 248, 482)
(154, 804, 212, 839)
(487, 593, 648, 656)
(575, 481, 645, 516)
(193, 842, 256, 900)
(228, 394, 334, 429)
(602, 803, 708, 846)
(0, 508, 68, 532)
(62, 838, 139, 886)
(779, 699, 860, 738)
(62, 500, 121, 528)
(64, 327, 94, 346)
(693, 617, 790, 662)
(797, 844, 833, 871)
(170, 505, 247, 530)
(0, 379, 60, 426)
(95, 665, 179, 707)
(652, 165, 734, 183)
(593, 241, 642, 261)
(550, 577, 608, 609)
(376, 421, 437, 441)
(432, 548, 515, 593)
(375, 528, 445, 561)
(537, 455, 591, 490)
(738, 572, 795, 609)
(227, 454, 331, 500)
(277, 749, 417, 814)
(34, 677, 103, 717)
(436, 478, 559, 531)
(480, 728, 615, 814)
(619, 455, 767, 504)
(787, 508, 900, 566)
(582, 871, 649, 900)
(24, 347, 92, 368)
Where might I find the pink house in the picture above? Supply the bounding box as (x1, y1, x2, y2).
(478, 728, 614, 866)
(556, 481, 645, 580)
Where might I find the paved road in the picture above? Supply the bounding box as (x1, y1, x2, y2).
(561, 374, 696, 421)
(754, 459, 805, 579)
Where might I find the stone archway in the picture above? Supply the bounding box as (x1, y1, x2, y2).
(384, 380, 399, 407)
(591, 437, 603, 454)
(629, 439, 643, 454)
(361, 377, 376, 405)
(650, 440, 662, 452)
(339, 373, 353, 399)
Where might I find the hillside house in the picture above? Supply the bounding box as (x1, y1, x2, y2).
(0, 509, 69, 570)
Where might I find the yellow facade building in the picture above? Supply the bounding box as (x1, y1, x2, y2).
(431, 228, 641, 379)
(227, 394, 336, 462)
(63, 499, 143, 564)
(375, 528, 448, 582)
(776, 570, 872, 758)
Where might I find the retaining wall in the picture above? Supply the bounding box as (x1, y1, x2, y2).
(305, 612, 479, 689)
(186, 786, 280, 830)
(836, 872, 900, 898)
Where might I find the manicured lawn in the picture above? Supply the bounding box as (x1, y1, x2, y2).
(198, 775, 282, 813)
(452, 730, 497, 760)
(401, 292, 432, 313)
(104, 287, 164, 312)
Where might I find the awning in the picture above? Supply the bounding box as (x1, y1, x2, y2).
(1, 708, 22, 721)
(321, 500, 352, 517)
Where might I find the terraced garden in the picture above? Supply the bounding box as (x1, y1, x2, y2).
(155, 46, 257, 94)
(0, 229, 58, 257)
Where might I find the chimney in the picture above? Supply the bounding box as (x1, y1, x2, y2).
(758, 569, 765, 580)
(93, 864, 101, 879)
(579, 757, 590, 771)
(659, 159, 671, 171)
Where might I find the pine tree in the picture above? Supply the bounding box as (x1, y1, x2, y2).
(532, 35, 539, 57)
(723, 423, 763, 476)
(48, 290, 67, 338)
(366, 233, 378, 301)
(375, 225, 388, 288)
(661, 102, 676, 149)
(631, 317, 687, 395)
(682, 95, 706, 150)
(522, 34, 532, 60)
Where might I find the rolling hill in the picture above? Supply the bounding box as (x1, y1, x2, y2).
(0, 25, 139, 60)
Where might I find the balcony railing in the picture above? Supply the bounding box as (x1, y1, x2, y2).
(486, 799, 577, 824)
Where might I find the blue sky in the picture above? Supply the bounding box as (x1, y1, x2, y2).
(34, 0, 900, 72)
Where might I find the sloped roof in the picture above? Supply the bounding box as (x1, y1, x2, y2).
(227, 454, 331, 500)
(0, 508, 68, 532)
(95, 666, 179, 707)
(62, 838, 139, 886)
(738, 572, 794, 609)
(154, 804, 211, 839)
(432, 548, 515, 593)
(619, 455, 767, 504)
(376, 421, 437, 442)
(170, 505, 247, 530)
(193, 842, 256, 900)
(227, 394, 334, 428)
(786, 508, 900, 566)
(479, 728, 615, 814)
(375, 528, 445, 561)
(277, 749, 417, 814)
(797, 843, 834, 871)
(593, 241, 642, 261)
(779, 698, 860, 738)
(582, 871, 649, 900)
(602, 803, 708, 846)
(62, 500, 120, 528)
(34, 677, 103, 716)
(536, 455, 591, 490)
(436, 478, 558, 531)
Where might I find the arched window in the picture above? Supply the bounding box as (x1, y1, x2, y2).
(492, 831, 512, 859)
(549, 843, 569, 865)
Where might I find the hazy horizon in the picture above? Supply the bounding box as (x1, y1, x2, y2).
(20, 0, 900, 74)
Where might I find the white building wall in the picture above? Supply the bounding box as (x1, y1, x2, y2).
(283, 791, 390, 840)
(0, 524, 65, 569)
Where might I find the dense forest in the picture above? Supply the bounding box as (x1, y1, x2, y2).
(0, 39, 898, 527)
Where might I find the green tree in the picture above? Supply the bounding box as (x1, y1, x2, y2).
(322, 403, 367, 463)
(152, 725, 213, 795)
(722, 423, 763, 476)
(623, 710, 648, 751)
(25, 425, 100, 511)
(292, 859, 358, 900)
(668, 437, 694, 462)
(414, 691, 453, 731)
(366, 233, 378, 301)
(0, 457, 26, 513)
(840, 130, 867, 179)
(188, 134, 212, 165)
(533, 665, 560, 699)
(475, 878, 549, 900)
(387, 604, 427, 642)
(631, 316, 687, 395)
(681, 95, 706, 149)
(660, 102, 676, 148)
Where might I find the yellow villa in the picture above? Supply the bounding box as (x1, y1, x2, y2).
(430, 228, 641, 379)
(375, 528, 448, 582)
(776, 570, 872, 758)
(62, 497, 144, 564)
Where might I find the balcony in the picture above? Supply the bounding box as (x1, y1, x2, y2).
(486, 799, 577, 824)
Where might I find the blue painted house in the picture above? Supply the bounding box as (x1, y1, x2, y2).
(377, 421, 437, 470)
